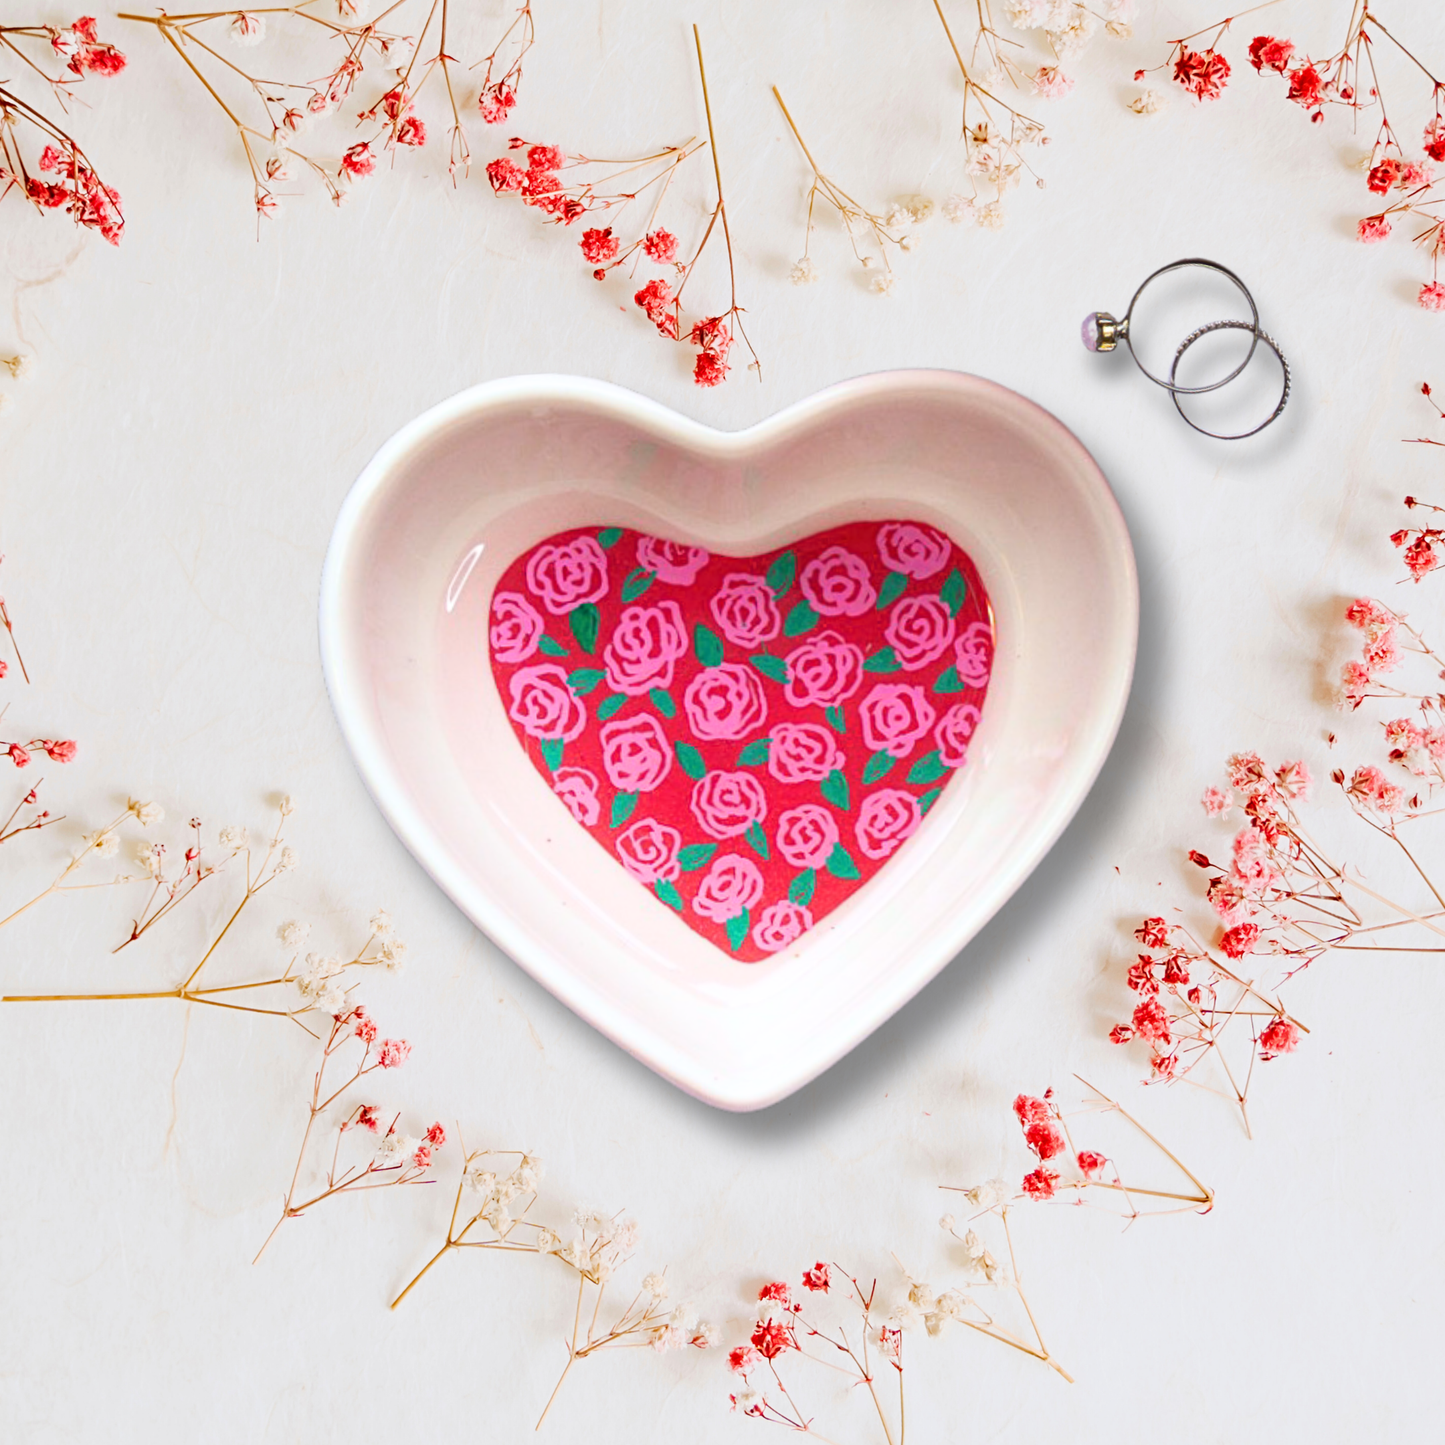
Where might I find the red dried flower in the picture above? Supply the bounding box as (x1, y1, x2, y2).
(341, 142, 375, 178)
(486, 157, 525, 192)
(1367, 158, 1404, 195)
(1173, 47, 1231, 102)
(801, 1261, 830, 1292)
(1076, 1150, 1108, 1177)
(1134, 916, 1170, 950)
(643, 228, 678, 262)
(1109, 1023, 1134, 1044)
(1247, 36, 1295, 74)
(750, 1319, 793, 1359)
(1132, 998, 1171, 1046)
(579, 226, 619, 264)
(1127, 956, 1159, 995)
(1285, 63, 1324, 110)
(1022, 1167, 1058, 1200)
(527, 143, 565, 173)
(1259, 1017, 1301, 1057)
(1220, 921, 1260, 959)
(694, 350, 728, 387)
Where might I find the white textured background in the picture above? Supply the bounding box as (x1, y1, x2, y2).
(2, 2, 1442, 1440)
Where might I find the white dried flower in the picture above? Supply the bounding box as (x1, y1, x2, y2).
(1047, 6, 1098, 59)
(482, 1201, 512, 1233)
(2, 353, 34, 380)
(694, 1320, 720, 1348)
(128, 799, 164, 826)
(278, 920, 310, 948)
(611, 1217, 638, 1252)
(85, 830, 120, 858)
(133, 841, 164, 877)
(860, 254, 877, 269)
(668, 1303, 698, 1333)
(941, 193, 974, 224)
(903, 193, 934, 223)
(369, 909, 393, 936)
(375, 1131, 409, 1167)
(733, 1390, 760, 1412)
(274, 845, 298, 873)
(869, 271, 896, 295)
(217, 824, 247, 850)
(643, 1272, 668, 1300)
(939, 1213, 956, 1232)
(883, 202, 910, 228)
(899, 234, 915, 252)
(907, 1278, 933, 1308)
(535, 1227, 560, 1253)
(514, 1154, 542, 1191)
(789, 255, 819, 285)
(229, 12, 265, 45)
(962, 1228, 986, 1260)
(277, 794, 294, 816)
(464, 1161, 497, 1194)
(336, 0, 370, 19)
(379, 936, 407, 972)
(978, 201, 1006, 230)
(1128, 88, 1165, 115)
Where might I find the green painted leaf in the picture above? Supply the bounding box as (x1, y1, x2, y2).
(610, 791, 638, 828)
(783, 599, 820, 637)
(737, 738, 771, 766)
(940, 567, 967, 617)
(539, 737, 564, 772)
(863, 751, 897, 784)
(694, 623, 725, 668)
(569, 603, 600, 654)
(675, 741, 707, 780)
(788, 868, 817, 907)
(820, 769, 850, 812)
(745, 819, 770, 860)
(621, 566, 656, 602)
(863, 646, 901, 674)
(538, 634, 569, 658)
(567, 667, 606, 695)
(765, 550, 796, 596)
(876, 571, 908, 609)
(597, 692, 628, 721)
(825, 705, 846, 734)
(678, 843, 717, 871)
(724, 909, 750, 952)
(649, 687, 677, 718)
(918, 786, 944, 815)
(932, 665, 965, 694)
(597, 527, 624, 549)
(825, 843, 861, 880)
(749, 652, 789, 684)
(654, 878, 685, 912)
(907, 750, 949, 785)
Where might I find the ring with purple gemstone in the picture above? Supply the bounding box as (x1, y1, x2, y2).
(1082, 258, 1287, 436)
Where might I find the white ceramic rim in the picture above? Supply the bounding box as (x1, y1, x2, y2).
(319, 371, 1138, 1110)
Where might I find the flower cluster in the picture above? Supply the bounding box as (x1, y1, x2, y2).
(728, 1266, 904, 1438)
(0, 18, 125, 241)
(1133, 7, 1445, 311)
(119, 2, 535, 217)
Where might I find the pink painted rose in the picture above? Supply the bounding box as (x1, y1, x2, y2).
(954, 620, 994, 687)
(775, 804, 839, 870)
(684, 663, 768, 741)
(602, 600, 688, 695)
(783, 630, 865, 710)
(859, 683, 937, 758)
(524, 535, 609, 615)
(489, 590, 544, 664)
(884, 595, 956, 671)
(692, 852, 765, 922)
(636, 534, 710, 585)
(615, 816, 682, 884)
(552, 766, 601, 825)
(599, 713, 673, 793)
(877, 522, 951, 579)
(508, 665, 587, 741)
(935, 703, 981, 768)
(800, 546, 877, 617)
(752, 900, 815, 954)
(691, 770, 769, 839)
(709, 573, 781, 649)
(767, 723, 845, 785)
(855, 789, 922, 860)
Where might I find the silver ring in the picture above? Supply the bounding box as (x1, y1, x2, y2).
(1169, 320, 1291, 440)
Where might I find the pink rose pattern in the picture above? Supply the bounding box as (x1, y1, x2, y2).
(488, 522, 993, 961)
(603, 601, 688, 695)
(490, 591, 544, 664)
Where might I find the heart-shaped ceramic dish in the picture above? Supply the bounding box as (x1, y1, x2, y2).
(319, 372, 1137, 1110)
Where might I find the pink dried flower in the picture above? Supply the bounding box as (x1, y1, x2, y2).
(1173, 47, 1231, 102)
(377, 1037, 411, 1069)
(728, 1344, 760, 1375)
(1275, 759, 1312, 799)
(1031, 66, 1074, 100)
(580, 226, 619, 264)
(801, 1262, 830, 1292)
(1286, 63, 1324, 111)
(1127, 956, 1160, 995)
(643, 228, 678, 262)
(424, 1122, 446, 1147)
(1248, 36, 1295, 73)
(750, 1319, 793, 1359)
(1022, 1167, 1058, 1200)
(527, 143, 565, 172)
(1345, 598, 1393, 629)
(1221, 921, 1260, 959)
(40, 739, 77, 762)
(694, 350, 728, 387)
(1404, 535, 1440, 576)
(1202, 786, 1231, 815)
(1358, 215, 1392, 244)
(1109, 1023, 1134, 1044)
(1132, 998, 1171, 1046)
(486, 157, 525, 192)
(758, 1280, 791, 1307)
(1259, 1017, 1301, 1057)
(341, 143, 375, 178)
(1135, 916, 1170, 950)
(7, 744, 31, 768)
(355, 1104, 380, 1132)
(1076, 1150, 1108, 1177)
(395, 115, 426, 148)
